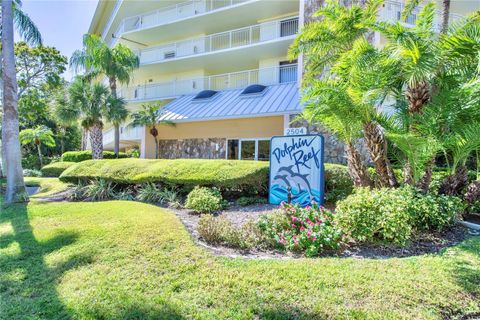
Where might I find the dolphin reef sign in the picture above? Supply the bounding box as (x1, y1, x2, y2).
(269, 135, 325, 206)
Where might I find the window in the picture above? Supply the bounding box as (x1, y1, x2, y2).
(257, 140, 270, 161)
(226, 139, 270, 161)
(280, 18, 299, 37)
(241, 140, 255, 160)
(279, 60, 297, 83)
(227, 139, 239, 160)
(164, 51, 175, 59)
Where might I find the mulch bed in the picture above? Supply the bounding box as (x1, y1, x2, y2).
(464, 213, 480, 225)
(168, 203, 471, 260)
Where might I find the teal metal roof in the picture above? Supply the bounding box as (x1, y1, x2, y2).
(158, 82, 301, 122)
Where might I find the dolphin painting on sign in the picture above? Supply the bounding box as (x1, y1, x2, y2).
(269, 135, 325, 206)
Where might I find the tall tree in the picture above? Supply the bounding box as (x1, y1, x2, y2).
(63, 76, 110, 160)
(70, 34, 139, 157)
(290, 0, 398, 188)
(129, 103, 173, 159)
(105, 96, 129, 153)
(14, 42, 67, 98)
(2, 0, 26, 203)
(0, 0, 42, 180)
(19, 126, 55, 168)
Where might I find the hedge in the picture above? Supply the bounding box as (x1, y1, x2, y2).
(60, 159, 270, 195)
(41, 162, 77, 177)
(59, 159, 353, 200)
(61, 151, 129, 162)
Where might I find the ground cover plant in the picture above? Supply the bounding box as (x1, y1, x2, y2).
(60, 158, 270, 195)
(59, 159, 355, 201)
(0, 198, 479, 319)
(61, 150, 129, 162)
(40, 161, 77, 177)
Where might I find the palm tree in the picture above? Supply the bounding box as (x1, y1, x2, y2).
(1, 0, 42, 200)
(290, 0, 398, 188)
(64, 76, 110, 160)
(70, 34, 139, 157)
(403, 0, 451, 33)
(105, 96, 129, 152)
(301, 79, 372, 187)
(129, 103, 174, 159)
(19, 126, 55, 168)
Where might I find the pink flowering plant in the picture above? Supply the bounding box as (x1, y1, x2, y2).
(258, 202, 342, 257)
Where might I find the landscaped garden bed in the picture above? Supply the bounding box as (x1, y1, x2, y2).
(30, 157, 476, 259)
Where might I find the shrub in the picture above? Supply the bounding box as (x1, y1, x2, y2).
(185, 186, 224, 213)
(136, 183, 163, 203)
(61, 151, 129, 162)
(410, 193, 463, 230)
(336, 188, 415, 245)
(236, 196, 267, 206)
(40, 161, 76, 177)
(258, 203, 342, 256)
(84, 179, 116, 201)
(23, 169, 42, 177)
(60, 158, 269, 195)
(197, 215, 266, 249)
(335, 187, 462, 246)
(324, 164, 354, 203)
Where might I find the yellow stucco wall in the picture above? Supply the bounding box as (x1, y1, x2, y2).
(142, 115, 284, 158)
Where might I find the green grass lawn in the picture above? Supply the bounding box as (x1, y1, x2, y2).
(24, 177, 71, 199)
(0, 195, 479, 319)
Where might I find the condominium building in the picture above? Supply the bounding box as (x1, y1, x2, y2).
(88, 0, 478, 162)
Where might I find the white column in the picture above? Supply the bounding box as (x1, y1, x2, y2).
(283, 114, 290, 132)
(140, 126, 147, 159)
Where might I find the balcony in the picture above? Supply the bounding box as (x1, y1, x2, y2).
(137, 17, 299, 65)
(379, 0, 464, 31)
(103, 125, 142, 147)
(117, 0, 250, 35)
(119, 64, 298, 102)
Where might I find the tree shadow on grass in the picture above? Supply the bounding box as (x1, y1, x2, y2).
(0, 203, 92, 319)
(446, 237, 480, 319)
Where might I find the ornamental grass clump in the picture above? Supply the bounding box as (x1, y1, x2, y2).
(197, 215, 267, 249)
(258, 203, 342, 257)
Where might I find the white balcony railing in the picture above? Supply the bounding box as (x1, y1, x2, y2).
(117, 0, 250, 35)
(379, 0, 464, 31)
(119, 63, 298, 101)
(137, 17, 299, 65)
(103, 125, 142, 146)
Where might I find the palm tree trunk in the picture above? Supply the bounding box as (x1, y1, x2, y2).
(154, 136, 159, 159)
(363, 122, 398, 188)
(441, 0, 451, 34)
(109, 77, 121, 157)
(36, 144, 43, 168)
(2, 0, 27, 203)
(81, 128, 88, 151)
(114, 124, 120, 157)
(346, 142, 372, 187)
(416, 158, 435, 193)
(89, 123, 104, 160)
(0, 138, 5, 178)
(403, 161, 414, 185)
(439, 165, 468, 196)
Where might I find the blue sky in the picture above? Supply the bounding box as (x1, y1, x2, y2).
(18, 0, 99, 80)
